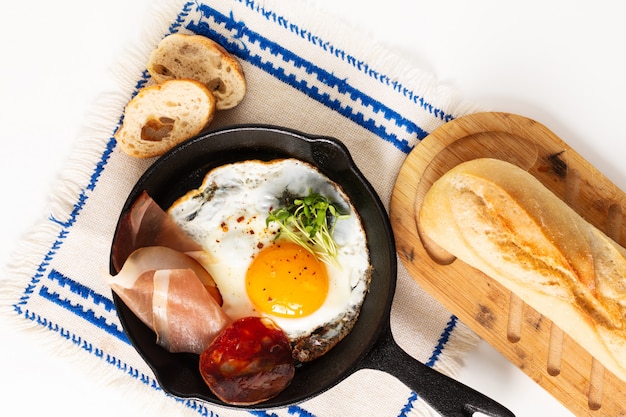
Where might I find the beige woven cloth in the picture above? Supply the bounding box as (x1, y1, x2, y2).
(1, 0, 483, 415)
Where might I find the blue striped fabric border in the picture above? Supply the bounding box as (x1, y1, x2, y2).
(11, 1, 460, 416)
(189, 1, 457, 154)
(226, 0, 456, 125)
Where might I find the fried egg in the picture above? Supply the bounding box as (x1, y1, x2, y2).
(167, 158, 371, 362)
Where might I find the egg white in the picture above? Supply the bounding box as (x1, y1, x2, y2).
(167, 159, 370, 350)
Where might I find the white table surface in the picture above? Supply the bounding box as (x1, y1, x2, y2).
(2, 1, 624, 416)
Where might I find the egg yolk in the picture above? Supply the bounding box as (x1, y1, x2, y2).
(246, 241, 329, 318)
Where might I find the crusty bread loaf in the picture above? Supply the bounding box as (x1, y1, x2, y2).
(147, 33, 246, 110)
(115, 79, 216, 158)
(418, 157, 626, 382)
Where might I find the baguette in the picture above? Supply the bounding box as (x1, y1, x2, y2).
(147, 33, 246, 110)
(418, 157, 626, 382)
(115, 79, 216, 158)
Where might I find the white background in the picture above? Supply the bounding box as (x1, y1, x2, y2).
(2, 0, 625, 416)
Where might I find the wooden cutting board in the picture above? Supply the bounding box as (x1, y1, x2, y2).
(389, 112, 626, 416)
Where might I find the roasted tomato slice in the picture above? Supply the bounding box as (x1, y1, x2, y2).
(199, 316, 295, 405)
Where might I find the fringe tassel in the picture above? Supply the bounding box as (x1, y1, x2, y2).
(433, 320, 481, 377)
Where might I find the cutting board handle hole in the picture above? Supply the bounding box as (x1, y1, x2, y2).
(506, 293, 523, 343)
(547, 324, 564, 376)
(588, 359, 605, 410)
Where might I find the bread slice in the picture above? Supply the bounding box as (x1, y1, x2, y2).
(419, 158, 626, 382)
(147, 33, 246, 110)
(115, 79, 216, 158)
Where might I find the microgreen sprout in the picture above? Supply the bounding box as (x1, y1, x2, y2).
(267, 190, 349, 265)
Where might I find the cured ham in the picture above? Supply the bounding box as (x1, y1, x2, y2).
(111, 190, 214, 274)
(151, 268, 229, 354)
(107, 246, 231, 354)
(108, 191, 297, 403)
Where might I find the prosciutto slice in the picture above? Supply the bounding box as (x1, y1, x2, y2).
(107, 246, 231, 354)
(111, 190, 214, 274)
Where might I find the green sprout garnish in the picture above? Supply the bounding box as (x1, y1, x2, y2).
(267, 190, 349, 265)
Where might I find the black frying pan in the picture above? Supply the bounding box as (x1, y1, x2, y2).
(109, 125, 515, 417)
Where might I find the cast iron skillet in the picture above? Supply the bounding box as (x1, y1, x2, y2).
(109, 125, 515, 417)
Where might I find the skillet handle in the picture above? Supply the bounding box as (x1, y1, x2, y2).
(359, 326, 516, 417)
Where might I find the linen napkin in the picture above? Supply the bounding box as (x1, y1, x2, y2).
(1, 0, 484, 416)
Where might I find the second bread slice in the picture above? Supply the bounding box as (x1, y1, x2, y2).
(147, 34, 246, 110)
